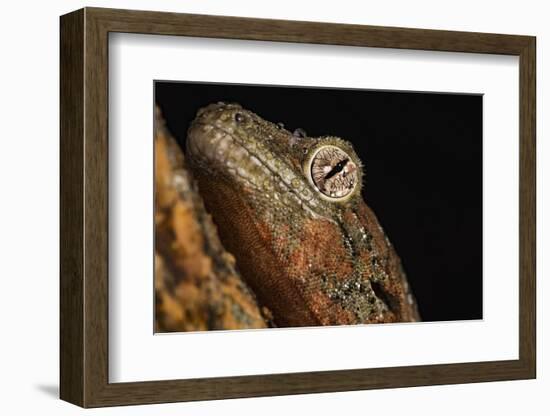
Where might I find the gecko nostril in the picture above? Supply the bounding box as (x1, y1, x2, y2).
(234, 112, 245, 123)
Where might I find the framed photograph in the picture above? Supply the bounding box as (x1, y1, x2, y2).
(60, 7, 536, 407)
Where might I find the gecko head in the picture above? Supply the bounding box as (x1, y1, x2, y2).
(186, 102, 364, 219)
(184, 103, 418, 327)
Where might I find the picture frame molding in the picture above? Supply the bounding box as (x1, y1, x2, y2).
(60, 7, 536, 408)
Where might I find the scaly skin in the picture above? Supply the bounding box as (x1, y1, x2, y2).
(187, 102, 420, 327)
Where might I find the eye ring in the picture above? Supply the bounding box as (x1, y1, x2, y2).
(305, 145, 359, 202)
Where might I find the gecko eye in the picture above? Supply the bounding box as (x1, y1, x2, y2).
(306, 145, 359, 201)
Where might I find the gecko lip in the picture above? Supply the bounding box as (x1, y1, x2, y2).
(187, 120, 321, 213)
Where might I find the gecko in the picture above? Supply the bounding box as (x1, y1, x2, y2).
(186, 102, 420, 327)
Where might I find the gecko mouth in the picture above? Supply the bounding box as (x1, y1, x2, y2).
(186, 121, 320, 212)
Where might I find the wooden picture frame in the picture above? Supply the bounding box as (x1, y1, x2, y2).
(60, 7, 536, 408)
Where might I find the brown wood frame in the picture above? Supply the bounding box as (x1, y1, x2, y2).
(60, 7, 536, 408)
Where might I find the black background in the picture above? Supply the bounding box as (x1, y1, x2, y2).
(155, 81, 483, 322)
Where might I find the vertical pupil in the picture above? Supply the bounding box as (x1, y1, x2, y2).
(324, 158, 349, 180)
